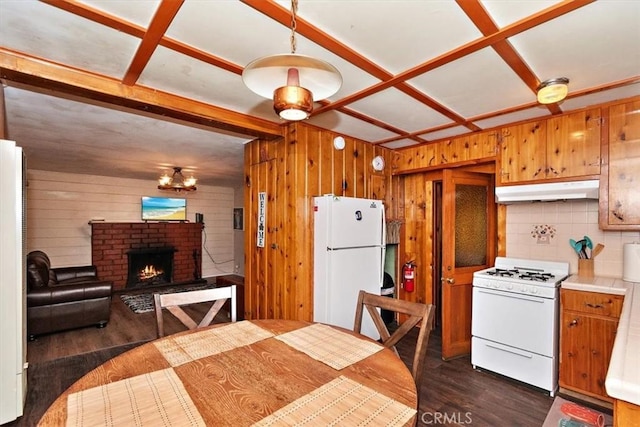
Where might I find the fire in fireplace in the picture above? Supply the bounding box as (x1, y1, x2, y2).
(139, 264, 164, 281)
(126, 247, 176, 288)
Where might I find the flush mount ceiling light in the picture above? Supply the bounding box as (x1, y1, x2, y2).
(537, 77, 569, 104)
(242, 0, 342, 121)
(158, 167, 197, 192)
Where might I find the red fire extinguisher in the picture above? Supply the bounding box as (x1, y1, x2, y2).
(402, 261, 416, 292)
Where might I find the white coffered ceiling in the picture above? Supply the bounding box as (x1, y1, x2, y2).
(1, 0, 639, 186)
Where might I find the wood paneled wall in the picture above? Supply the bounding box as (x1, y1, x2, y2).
(243, 123, 396, 321)
(395, 131, 498, 173)
(26, 169, 237, 278)
(393, 129, 500, 308)
(388, 98, 640, 307)
(395, 173, 435, 306)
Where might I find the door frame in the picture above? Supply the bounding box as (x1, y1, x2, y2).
(396, 162, 500, 359)
(429, 164, 497, 359)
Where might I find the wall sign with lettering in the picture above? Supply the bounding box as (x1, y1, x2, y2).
(257, 192, 266, 248)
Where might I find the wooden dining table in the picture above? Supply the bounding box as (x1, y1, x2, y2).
(38, 319, 418, 426)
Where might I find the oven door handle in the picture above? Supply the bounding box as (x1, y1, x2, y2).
(485, 343, 534, 359)
(476, 288, 547, 303)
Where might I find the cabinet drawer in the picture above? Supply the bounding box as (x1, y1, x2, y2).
(561, 289, 623, 318)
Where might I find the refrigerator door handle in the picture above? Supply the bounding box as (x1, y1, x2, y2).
(328, 245, 383, 251)
(380, 205, 386, 286)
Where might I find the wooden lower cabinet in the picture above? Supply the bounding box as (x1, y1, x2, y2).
(559, 289, 624, 402)
(614, 399, 640, 427)
(559, 311, 618, 399)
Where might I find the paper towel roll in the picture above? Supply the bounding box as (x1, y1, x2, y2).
(623, 243, 640, 282)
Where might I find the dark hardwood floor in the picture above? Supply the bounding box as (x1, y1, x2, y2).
(400, 326, 554, 426)
(13, 292, 557, 426)
(25, 284, 220, 364)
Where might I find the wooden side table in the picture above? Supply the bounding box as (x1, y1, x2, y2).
(216, 275, 245, 320)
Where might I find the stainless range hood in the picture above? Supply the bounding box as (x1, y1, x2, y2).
(495, 180, 599, 204)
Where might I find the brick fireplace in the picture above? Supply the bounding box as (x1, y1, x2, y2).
(91, 222, 203, 291)
(126, 246, 176, 288)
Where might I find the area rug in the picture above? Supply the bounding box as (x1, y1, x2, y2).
(120, 284, 214, 314)
(542, 396, 612, 427)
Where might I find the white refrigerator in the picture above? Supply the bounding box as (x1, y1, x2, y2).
(0, 140, 26, 424)
(313, 195, 386, 340)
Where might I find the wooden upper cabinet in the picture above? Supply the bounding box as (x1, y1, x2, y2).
(498, 108, 602, 185)
(499, 120, 547, 183)
(600, 100, 640, 229)
(547, 108, 602, 179)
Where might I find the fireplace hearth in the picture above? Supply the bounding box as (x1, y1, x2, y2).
(126, 247, 176, 288)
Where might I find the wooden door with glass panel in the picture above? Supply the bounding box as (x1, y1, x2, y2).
(441, 170, 495, 359)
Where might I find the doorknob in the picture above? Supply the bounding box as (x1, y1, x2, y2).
(441, 277, 455, 284)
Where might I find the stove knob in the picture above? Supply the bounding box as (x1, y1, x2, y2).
(522, 285, 528, 293)
(531, 287, 538, 294)
(507, 284, 513, 290)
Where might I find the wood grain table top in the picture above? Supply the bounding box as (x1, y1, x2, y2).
(38, 319, 417, 426)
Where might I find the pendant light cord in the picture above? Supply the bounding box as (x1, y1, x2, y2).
(290, 0, 298, 54)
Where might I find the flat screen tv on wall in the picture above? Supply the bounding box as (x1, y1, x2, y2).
(141, 197, 187, 221)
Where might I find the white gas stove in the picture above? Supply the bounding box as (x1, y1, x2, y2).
(472, 257, 569, 396)
(473, 257, 569, 298)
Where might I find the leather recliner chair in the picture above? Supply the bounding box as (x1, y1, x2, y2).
(26, 250, 113, 339)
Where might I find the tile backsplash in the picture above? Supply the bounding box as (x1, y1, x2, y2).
(506, 200, 640, 278)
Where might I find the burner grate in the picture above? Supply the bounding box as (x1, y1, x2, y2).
(518, 272, 556, 282)
(486, 268, 519, 277)
(481, 268, 559, 283)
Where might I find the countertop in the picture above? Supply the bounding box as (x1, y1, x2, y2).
(561, 275, 640, 406)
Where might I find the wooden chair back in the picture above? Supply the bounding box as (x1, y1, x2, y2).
(154, 285, 237, 338)
(354, 290, 435, 391)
